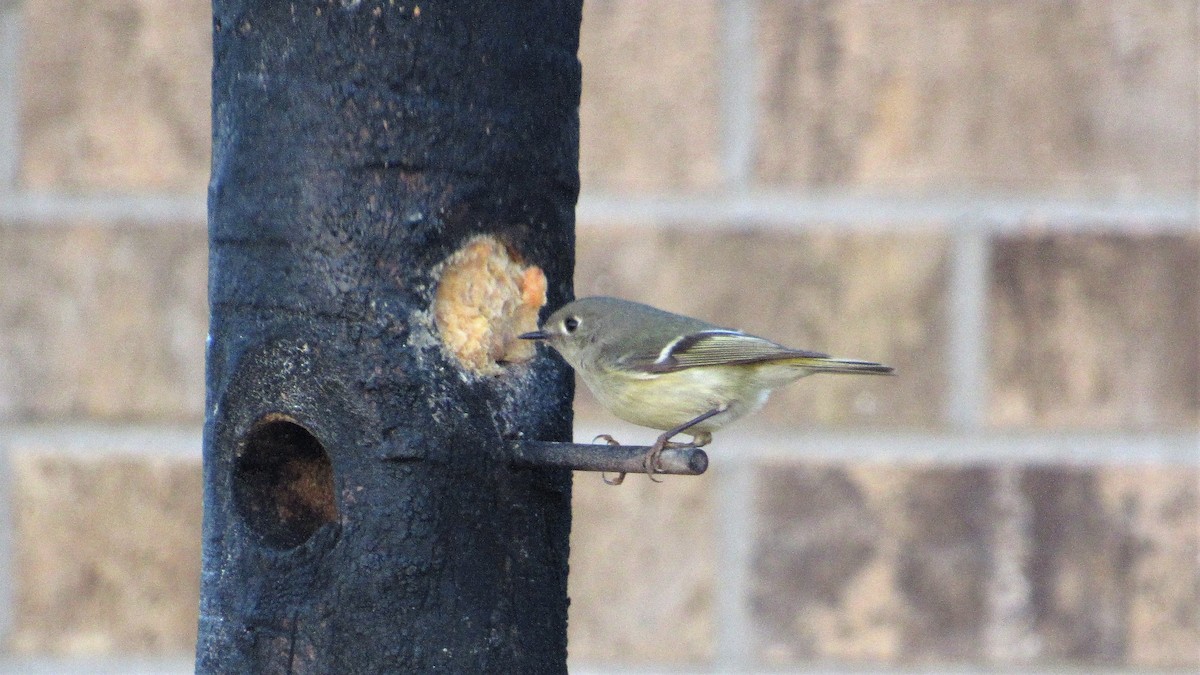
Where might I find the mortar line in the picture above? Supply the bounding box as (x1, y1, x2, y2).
(574, 424, 1200, 467)
(715, 4, 757, 669)
(2, 191, 1195, 232)
(0, 658, 1153, 675)
(984, 465, 1040, 664)
(0, 656, 196, 675)
(0, 431, 13, 648)
(743, 431, 1200, 466)
(713, 462, 754, 671)
(0, 193, 208, 225)
(946, 228, 989, 429)
(1194, 0, 1200, 222)
(0, 2, 21, 645)
(0, 424, 203, 459)
(719, 0, 756, 193)
(0, 5, 22, 193)
(575, 192, 1199, 232)
(5, 420, 1192, 467)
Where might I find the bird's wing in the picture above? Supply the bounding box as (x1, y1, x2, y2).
(619, 329, 829, 373)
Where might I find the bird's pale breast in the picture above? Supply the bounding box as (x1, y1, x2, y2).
(581, 364, 773, 435)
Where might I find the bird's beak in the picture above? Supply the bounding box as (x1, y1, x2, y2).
(518, 330, 549, 341)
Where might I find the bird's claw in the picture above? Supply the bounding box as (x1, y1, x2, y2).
(593, 434, 621, 447)
(642, 436, 696, 483)
(602, 472, 626, 486)
(594, 431, 697, 485)
(594, 434, 627, 485)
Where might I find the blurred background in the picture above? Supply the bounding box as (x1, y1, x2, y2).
(0, 0, 1197, 672)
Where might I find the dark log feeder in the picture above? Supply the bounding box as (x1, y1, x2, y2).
(197, 1, 582, 671)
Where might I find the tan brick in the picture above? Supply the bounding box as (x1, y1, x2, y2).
(1098, 467, 1200, 668)
(8, 448, 202, 655)
(751, 461, 1200, 668)
(568, 471, 715, 665)
(0, 222, 207, 422)
(18, 0, 211, 192)
(751, 463, 992, 665)
(579, 0, 722, 192)
(574, 226, 948, 429)
(756, 0, 1198, 193)
(989, 234, 1200, 429)
(1021, 465, 1200, 668)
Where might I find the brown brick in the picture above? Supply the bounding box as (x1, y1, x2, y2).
(1099, 467, 1200, 668)
(989, 234, 1200, 429)
(8, 448, 202, 655)
(568, 472, 715, 665)
(0, 222, 207, 422)
(1021, 465, 1200, 668)
(756, 0, 1198, 193)
(750, 461, 1200, 668)
(574, 226, 948, 429)
(18, 0, 211, 192)
(579, 1, 722, 192)
(751, 463, 992, 665)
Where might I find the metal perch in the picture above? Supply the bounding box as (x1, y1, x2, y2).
(511, 440, 709, 476)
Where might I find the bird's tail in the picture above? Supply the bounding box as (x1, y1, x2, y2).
(785, 355, 895, 375)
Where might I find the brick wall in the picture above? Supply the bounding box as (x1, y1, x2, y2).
(1, 1, 1197, 672)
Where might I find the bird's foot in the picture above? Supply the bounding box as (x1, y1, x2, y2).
(593, 434, 626, 485)
(641, 434, 696, 483)
(640, 406, 724, 482)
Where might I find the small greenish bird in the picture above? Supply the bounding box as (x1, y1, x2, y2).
(519, 296, 894, 483)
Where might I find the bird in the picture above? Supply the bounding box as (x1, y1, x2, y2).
(519, 296, 893, 483)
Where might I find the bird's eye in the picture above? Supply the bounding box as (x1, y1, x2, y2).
(563, 316, 580, 334)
